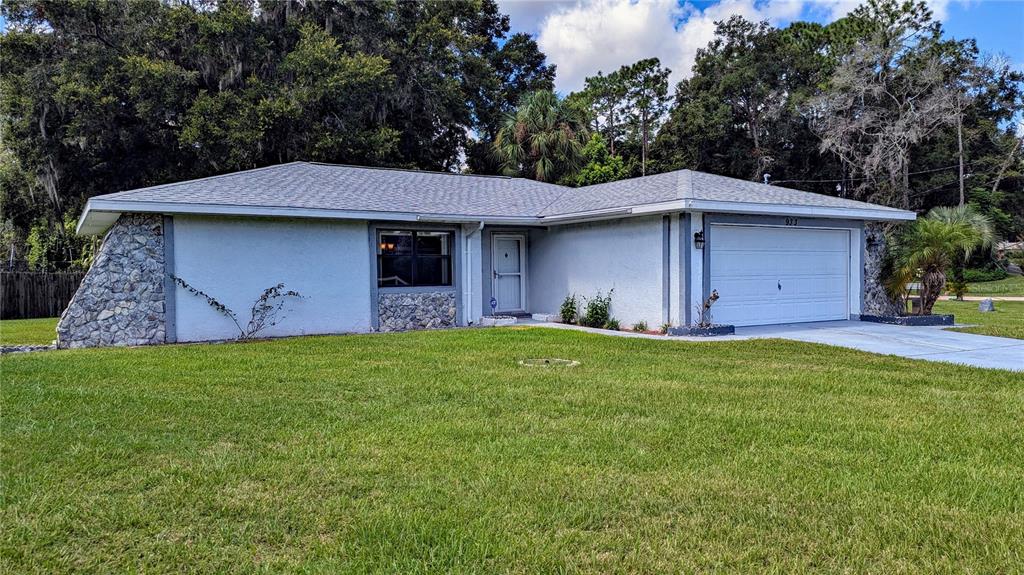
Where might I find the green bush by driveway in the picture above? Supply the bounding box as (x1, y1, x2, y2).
(3, 328, 1022, 573)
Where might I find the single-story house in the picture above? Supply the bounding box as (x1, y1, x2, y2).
(58, 162, 915, 348)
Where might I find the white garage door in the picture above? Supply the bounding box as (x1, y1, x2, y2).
(709, 225, 850, 326)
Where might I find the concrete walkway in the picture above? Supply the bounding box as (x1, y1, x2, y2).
(525, 320, 1023, 372)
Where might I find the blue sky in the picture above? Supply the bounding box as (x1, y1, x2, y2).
(941, 0, 1023, 62)
(499, 0, 1024, 91)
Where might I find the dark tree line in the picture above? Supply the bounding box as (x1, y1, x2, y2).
(2, 0, 1022, 272)
(651, 1, 1022, 238)
(1, 0, 554, 269)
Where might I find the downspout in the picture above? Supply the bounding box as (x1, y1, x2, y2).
(464, 221, 484, 325)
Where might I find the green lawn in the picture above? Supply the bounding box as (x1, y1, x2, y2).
(967, 274, 1024, 296)
(934, 299, 1024, 339)
(0, 317, 57, 345)
(3, 328, 1022, 573)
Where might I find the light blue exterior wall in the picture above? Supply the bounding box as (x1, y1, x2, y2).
(526, 215, 666, 328)
(172, 215, 372, 342)
(165, 210, 872, 341)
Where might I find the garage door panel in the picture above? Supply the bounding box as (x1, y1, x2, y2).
(709, 225, 850, 327)
(712, 301, 778, 325)
(712, 278, 777, 298)
(710, 254, 776, 276)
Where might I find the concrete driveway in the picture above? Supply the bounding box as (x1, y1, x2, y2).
(736, 320, 1023, 372)
(529, 318, 1022, 372)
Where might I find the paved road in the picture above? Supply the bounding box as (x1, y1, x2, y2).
(946, 296, 1024, 302)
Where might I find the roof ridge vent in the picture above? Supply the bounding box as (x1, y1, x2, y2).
(305, 161, 515, 180)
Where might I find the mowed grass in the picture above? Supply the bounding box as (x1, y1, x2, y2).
(2, 328, 1023, 573)
(0, 317, 57, 346)
(935, 299, 1024, 339)
(967, 274, 1024, 296)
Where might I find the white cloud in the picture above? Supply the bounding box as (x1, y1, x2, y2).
(925, 0, 954, 21)
(507, 0, 970, 93)
(533, 0, 808, 92)
(536, 0, 682, 92)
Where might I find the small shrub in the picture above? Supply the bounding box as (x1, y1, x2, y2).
(632, 320, 648, 332)
(604, 318, 620, 331)
(963, 268, 1008, 282)
(580, 290, 613, 328)
(559, 294, 578, 324)
(659, 323, 671, 334)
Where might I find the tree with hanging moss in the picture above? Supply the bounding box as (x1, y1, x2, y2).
(0, 0, 558, 267)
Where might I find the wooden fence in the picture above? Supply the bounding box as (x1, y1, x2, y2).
(1, 272, 86, 320)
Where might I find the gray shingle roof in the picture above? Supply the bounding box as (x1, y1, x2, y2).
(540, 170, 907, 216)
(539, 171, 686, 215)
(98, 162, 567, 217)
(687, 171, 907, 212)
(92, 161, 909, 219)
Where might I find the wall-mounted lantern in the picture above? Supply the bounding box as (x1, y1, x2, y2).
(693, 230, 705, 250)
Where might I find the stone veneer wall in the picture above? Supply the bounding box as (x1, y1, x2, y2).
(377, 291, 456, 331)
(57, 214, 167, 348)
(862, 222, 904, 317)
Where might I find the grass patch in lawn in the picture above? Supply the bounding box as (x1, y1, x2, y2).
(0, 317, 58, 345)
(934, 299, 1024, 339)
(966, 274, 1024, 296)
(3, 329, 1023, 573)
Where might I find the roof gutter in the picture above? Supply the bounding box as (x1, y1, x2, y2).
(681, 199, 916, 221)
(415, 215, 537, 225)
(539, 206, 634, 225)
(76, 193, 916, 236)
(76, 199, 544, 235)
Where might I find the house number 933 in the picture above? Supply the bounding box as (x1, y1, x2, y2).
(784, 217, 799, 226)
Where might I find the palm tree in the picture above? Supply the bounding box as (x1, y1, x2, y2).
(493, 90, 589, 183)
(886, 205, 995, 315)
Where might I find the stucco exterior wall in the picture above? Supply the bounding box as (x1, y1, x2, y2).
(172, 216, 371, 342)
(528, 216, 664, 328)
(462, 224, 485, 324)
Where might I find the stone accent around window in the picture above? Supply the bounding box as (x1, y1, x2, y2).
(57, 214, 167, 348)
(863, 223, 904, 317)
(377, 291, 456, 331)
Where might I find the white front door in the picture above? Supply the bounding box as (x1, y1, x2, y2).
(709, 225, 850, 326)
(492, 235, 525, 312)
